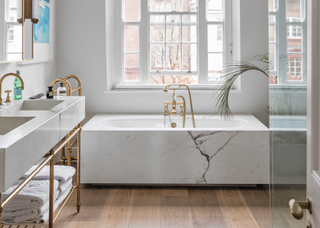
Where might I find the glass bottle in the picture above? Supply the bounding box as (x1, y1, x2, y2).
(57, 83, 67, 98)
(14, 70, 22, 100)
(47, 86, 54, 99)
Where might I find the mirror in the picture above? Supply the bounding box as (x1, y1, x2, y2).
(0, 0, 23, 63)
(23, 19, 33, 60)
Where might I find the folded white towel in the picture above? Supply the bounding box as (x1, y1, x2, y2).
(59, 178, 73, 193)
(1, 179, 59, 208)
(2, 184, 73, 224)
(22, 165, 76, 184)
(1, 165, 76, 225)
(41, 185, 73, 223)
(1, 180, 60, 224)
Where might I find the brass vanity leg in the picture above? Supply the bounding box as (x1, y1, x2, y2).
(61, 138, 66, 165)
(49, 149, 55, 228)
(0, 193, 3, 226)
(76, 124, 81, 212)
(67, 133, 72, 166)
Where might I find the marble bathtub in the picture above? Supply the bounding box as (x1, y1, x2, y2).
(81, 114, 269, 185)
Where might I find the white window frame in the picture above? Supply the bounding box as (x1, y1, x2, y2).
(8, 26, 14, 42)
(287, 17, 302, 38)
(111, 0, 232, 90)
(217, 24, 222, 41)
(148, 12, 198, 77)
(269, 0, 307, 85)
(287, 57, 302, 77)
(4, 0, 21, 57)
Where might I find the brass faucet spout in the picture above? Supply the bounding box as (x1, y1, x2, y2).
(0, 73, 25, 106)
(179, 84, 195, 128)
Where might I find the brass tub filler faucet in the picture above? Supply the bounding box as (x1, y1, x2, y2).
(163, 84, 195, 128)
(0, 73, 25, 105)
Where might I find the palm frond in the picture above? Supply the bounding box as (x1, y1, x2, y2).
(213, 61, 269, 118)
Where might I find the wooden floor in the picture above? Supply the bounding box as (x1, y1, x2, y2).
(45, 185, 270, 228)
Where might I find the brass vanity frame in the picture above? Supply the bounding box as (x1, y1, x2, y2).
(50, 75, 83, 166)
(0, 124, 82, 228)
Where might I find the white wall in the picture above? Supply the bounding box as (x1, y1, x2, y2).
(0, 0, 56, 103)
(56, 0, 269, 126)
(0, 61, 55, 101)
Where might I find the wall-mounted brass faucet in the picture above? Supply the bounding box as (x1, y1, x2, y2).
(163, 84, 195, 128)
(0, 73, 25, 106)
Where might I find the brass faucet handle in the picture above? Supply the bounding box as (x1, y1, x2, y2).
(4, 90, 12, 103)
(164, 103, 168, 116)
(180, 103, 184, 116)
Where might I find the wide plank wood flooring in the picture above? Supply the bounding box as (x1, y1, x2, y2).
(44, 185, 270, 228)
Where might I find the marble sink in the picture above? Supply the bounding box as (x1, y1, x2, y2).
(0, 97, 85, 193)
(18, 100, 65, 111)
(0, 117, 35, 135)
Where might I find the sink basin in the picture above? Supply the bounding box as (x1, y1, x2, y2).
(0, 117, 34, 135)
(19, 100, 65, 111)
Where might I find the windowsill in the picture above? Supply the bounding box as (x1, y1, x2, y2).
(105, 84, 242, 94)
(269, 84, 307, 89)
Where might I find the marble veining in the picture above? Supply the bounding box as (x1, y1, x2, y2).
(188, 131, 238, 184)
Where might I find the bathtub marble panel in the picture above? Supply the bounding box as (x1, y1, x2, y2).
(81, 130, 269, 184)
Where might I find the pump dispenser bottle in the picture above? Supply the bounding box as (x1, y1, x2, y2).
(57, 83, 67, 98)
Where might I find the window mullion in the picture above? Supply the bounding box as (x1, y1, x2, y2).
(198, 0, 207, 84)
(224, 0, 232, 64)
(278, 0, 288, 84)
(302, 0, 307, 84)
(180, 15, 182, 73)
(140, 0, 149, 84)
(115, 0, 123, 84)
(164, 14, 167, 71)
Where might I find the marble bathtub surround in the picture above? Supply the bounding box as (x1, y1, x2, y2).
(82, 114, 269, 185)
(0, 97, 85, 193)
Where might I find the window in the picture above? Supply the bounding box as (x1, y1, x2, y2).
(113, 0, 232, 88)
(269, 0, 306, 85)
(8, 26, 14, 42)
(287, 18, 302, 38)
(217, 25, 222, 41)
(287, 57, 301, 78)
(4, 0, 22, 61)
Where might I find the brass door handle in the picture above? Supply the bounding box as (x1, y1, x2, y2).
(288, 197, 312, 220)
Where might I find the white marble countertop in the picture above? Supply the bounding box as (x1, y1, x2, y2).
(0, 96, 85, 192)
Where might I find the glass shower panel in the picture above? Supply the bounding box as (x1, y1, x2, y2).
(269, 0, 307, 227)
